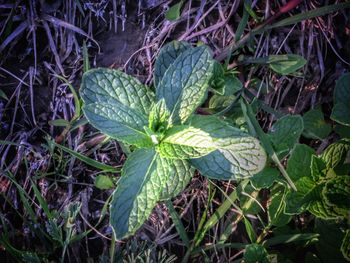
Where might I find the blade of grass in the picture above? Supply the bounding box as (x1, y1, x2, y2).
(52, 140, 120, 172)
(263, 233, 319, 247)
(166, 200, 190, 248)
(240, 99, 297, 191)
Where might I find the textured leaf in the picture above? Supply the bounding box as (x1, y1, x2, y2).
(148, 99, 170, 133)
(156, 46, 214, 126)
(341, 230, 350, 262)
(268, 54, 306, 75)
(268, 115, 303, 158)
(110, 149, 171, 239)
(331, 73, 350, 126)
(81, 68, 154, 116)
(310, 155, 327, 181)
(243, 244, 269, 263)
(157, 125, 216, 159)
(321, 140, 350, 170)
(303, 108, 332, 139)
(83, 102, 152, 147)
(189, 115, 266, 180)
(250, 167, 280, 189)
(154, 41, 192, 87)
(286, 144, 315, 182)
(268, 189, 292, 227)
(324, 176, 350, 210)
(159, 159, 194, 200)
(210, 61, 226, 95)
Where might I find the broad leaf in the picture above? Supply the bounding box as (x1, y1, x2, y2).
(156, 46, 214, 126)
(268, 54, 306, 75)
(268, 115, 303, 158)
(81, 68, 154, 116)
(324, 176, 350, 211)
(321, 140, 350, 171)
(94, 175, 115, 190)
(83, 102, 152, 147)
(331, 73, 350, 126)
(286, 144, 315, 182)
(165, 1, 183, 21)
(250, 167, 280, 189)
(157, 125, 216, 159)
(243, 244, 269, 263)
(303, 108, 331, 139)
(110, 149, 171, 239)
(160, 159, 194, 200)
(268, 188, 292, 227)
(189, 115, 266, 180)
(154, 41, 192, 87)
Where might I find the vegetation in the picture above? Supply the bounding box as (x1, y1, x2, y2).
(0, 0, 350, 262)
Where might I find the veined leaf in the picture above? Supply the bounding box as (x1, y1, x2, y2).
(310, 155, 327, 181)
(268, 115, 303, 158)
(268, 188, 292, 227)
(148, 99, 170, 133)
(160, 159, 194, 200)
(157, 125, 216, 159)
(321, 140, 350, 171)
(324, 176, 350, 211)
(83, 102, 152, 147)
(189, 115, 266, 180)
(154, 41, 192, 88)
(80, 68, 154, 116)
(156, 46, 214, 126)
(110, 149, 171, 239)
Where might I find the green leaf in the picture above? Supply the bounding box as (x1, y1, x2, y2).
(243, 244, 269, 263)
(315, 219, 348, 263)
(268, 115, 303, 158)
(210, 61, 226, 95)
(160, 159, 194, 200)
(310, 155, 327, 181)
(165, 1, 183, 21)
(0, 89, 8, 100)
(148, 99, 170, 133)
(154, 41, 192, 87)
(331, 73, 350, 126)
(95, 175, 115, 190)
(189, 115, 266, 180)
(286, 144, 315, 182)
(334, 73, 350, 106)
(80, 68, 154, 116)
(83, 102, 153, 147)
(244, 217, 257, 243)
(268, 189, 292, 227)
(303, 108, 332, 139)
(49, 119, 70, 127)
(110, 149, 171, 239)
(321, 139, 350, 171)
(268, 54, 306, 75)
(156, 46, 214, 126)
(341, 230, 350, 262)
(157, 125, 216, 159)
(324, 176, 350, 210)
(331, 103, 350, 127)
(334, 124, 350, 139)
(250, 167, 280, 189)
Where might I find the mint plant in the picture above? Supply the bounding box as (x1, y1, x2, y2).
(80, 41, 266, 240)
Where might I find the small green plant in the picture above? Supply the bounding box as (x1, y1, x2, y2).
(79, 41, 266, 239)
